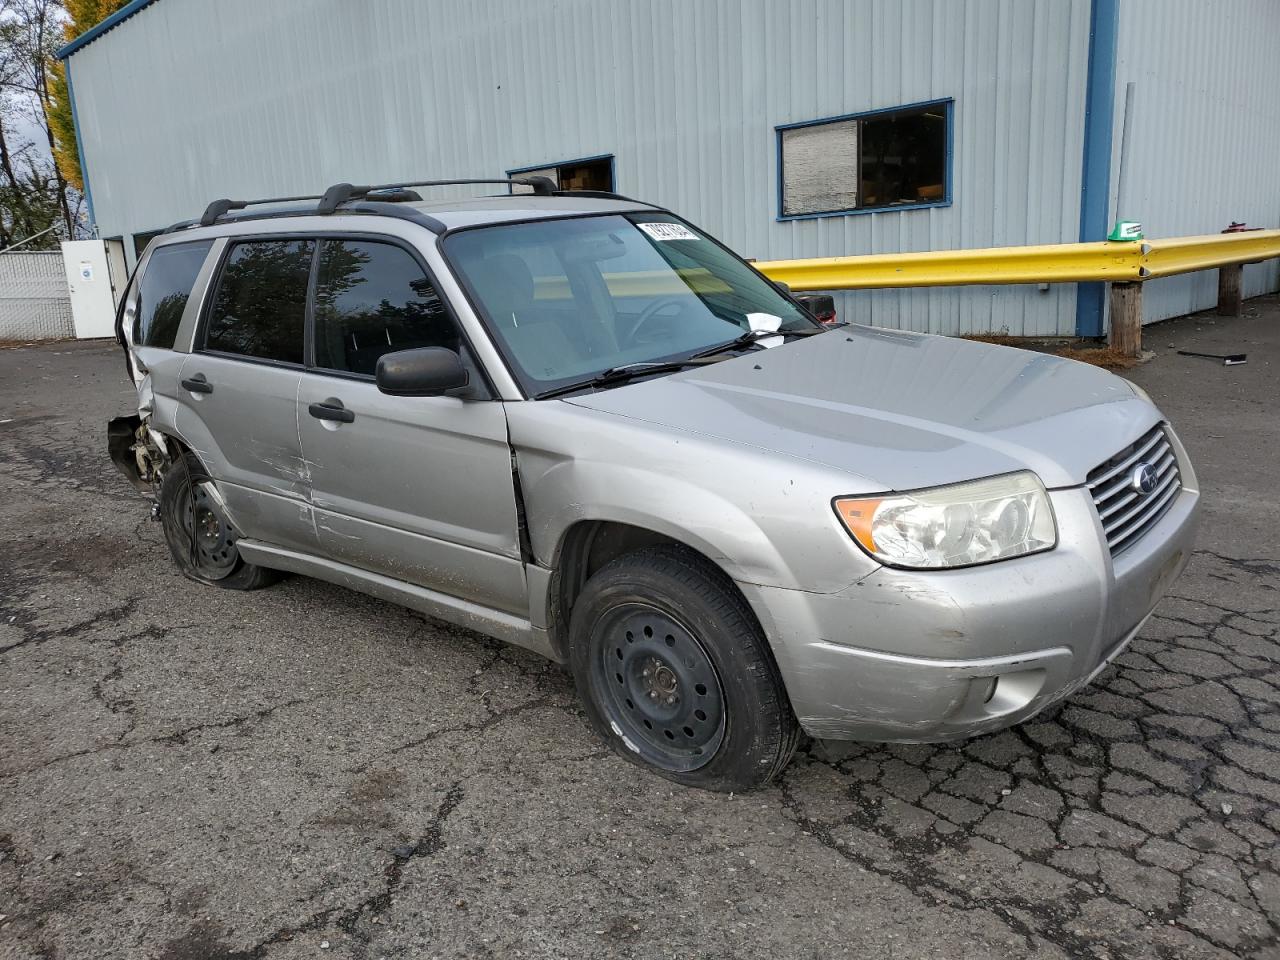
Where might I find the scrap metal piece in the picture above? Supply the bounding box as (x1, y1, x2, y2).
(1176, 350, 1247, 365)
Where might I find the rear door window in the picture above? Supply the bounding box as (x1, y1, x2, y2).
(203, 239, 314, 364)
(312, 239, 458, 376)
(136, 240, 213, 348)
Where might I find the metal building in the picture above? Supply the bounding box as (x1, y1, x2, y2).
(58, 0, 1280, 337)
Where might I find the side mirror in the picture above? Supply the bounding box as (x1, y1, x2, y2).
(796, 293, 838, 325)
(772, 280, 792, 295)
(375, 347, 469, 397)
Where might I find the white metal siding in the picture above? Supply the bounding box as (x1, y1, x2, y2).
(70, 0, 1091, 335)
(1112, 0, 1280, 324)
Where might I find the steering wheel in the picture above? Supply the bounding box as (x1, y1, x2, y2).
(626, 297, 688, 346)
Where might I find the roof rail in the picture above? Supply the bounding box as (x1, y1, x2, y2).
(185, 175, 561, 230)
(199, 193, 323, 226)
(316, 183, 372, 214)
(376, 176, 557, 196)
(315, 176, 556, 214)
(553, 189, 640, 203)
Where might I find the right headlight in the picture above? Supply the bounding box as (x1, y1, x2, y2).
(833, 471, 1057, 569)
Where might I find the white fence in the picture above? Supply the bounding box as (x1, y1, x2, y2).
(0, 251, 75, 341)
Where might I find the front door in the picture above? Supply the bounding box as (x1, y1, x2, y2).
(296, 237, 526, 615)
(174, 237, 317, 553)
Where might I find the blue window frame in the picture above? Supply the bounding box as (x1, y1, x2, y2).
(507, 154, 616, 193)
(775, 98, 953, 220)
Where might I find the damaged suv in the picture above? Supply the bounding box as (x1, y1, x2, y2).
(110, 178, 1200, 791)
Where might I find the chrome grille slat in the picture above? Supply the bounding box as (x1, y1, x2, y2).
(1097, 453, 1178, 520)
(1102, 471, 1179, 536)
(1087, 430, 1166, 491)
(1108, 480, 1181, 553)
(1092, 449, 1176, 508)
(1086, 425, 1182, 556)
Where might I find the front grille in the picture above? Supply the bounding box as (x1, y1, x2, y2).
(1087, 424, 1182, 556)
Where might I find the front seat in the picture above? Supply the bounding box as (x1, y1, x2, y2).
(472, 254, 581, 382)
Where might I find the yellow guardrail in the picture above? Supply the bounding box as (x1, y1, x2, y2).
(754, 229, 1280, 292)
(1141, 229, 1280, 279)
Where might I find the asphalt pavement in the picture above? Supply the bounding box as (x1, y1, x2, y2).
(1, 296, 1278, 959)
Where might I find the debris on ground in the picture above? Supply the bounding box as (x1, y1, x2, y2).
(1177, 349, 1247, 365)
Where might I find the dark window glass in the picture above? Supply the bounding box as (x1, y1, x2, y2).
(779, 101, 949, 216)
(136, 240, 212, 348)
(859, 108, 947, 208)
(313, 240, 458, 376)
(204, 239, 314, 364)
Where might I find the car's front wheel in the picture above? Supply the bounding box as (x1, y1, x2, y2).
(568, 546, 800, 792)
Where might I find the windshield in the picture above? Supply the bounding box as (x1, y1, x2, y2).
(443, 214, 818, 396)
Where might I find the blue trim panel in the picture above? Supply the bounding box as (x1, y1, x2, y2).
(55, 0, 160, 60)
(775, 98, 954, 221)
(506, 153, 616, 192)
(64, 58, 95, 230)
(1075, 0, 1120, 337)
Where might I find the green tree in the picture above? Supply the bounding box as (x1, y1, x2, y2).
(45, 0, 128, 194)
(0, 0, 86, 246)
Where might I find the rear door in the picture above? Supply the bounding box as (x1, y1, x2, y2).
(296, 236, 526, 615)
(174, 237, 317, 553)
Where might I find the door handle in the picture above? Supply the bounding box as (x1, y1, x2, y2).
(308, 398, 355, 423)
(181, 373, 213, 394)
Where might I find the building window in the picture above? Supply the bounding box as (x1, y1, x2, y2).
(508, 154, 614, 193)
(133, 229, 164, 259)
(776, 99, 951, 218)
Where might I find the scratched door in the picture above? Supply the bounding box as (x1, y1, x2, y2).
(295, 236, 526, 615)
(172, 237, 319, 554)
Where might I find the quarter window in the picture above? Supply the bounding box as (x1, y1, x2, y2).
(313, 240, 458, 376)
(135, 240, 213, 348)
(204, 239, 314, 364)
(777, 100, 951, 217)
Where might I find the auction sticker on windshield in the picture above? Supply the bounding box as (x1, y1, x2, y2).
(637, 222, 700, 242)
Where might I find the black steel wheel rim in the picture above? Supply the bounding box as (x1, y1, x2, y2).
(591, 603, 726, 773)
(180, 480, 238, 580)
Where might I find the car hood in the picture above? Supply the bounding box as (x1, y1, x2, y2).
(561, 325, 1159, 492)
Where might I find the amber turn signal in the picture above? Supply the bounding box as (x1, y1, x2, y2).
(833, 496, 882, 553)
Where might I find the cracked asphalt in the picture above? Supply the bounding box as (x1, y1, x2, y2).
(2, 296, 1278, 960)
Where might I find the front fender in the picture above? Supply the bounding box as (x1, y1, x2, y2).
(506, 402, 880, 594)
(524, 458, 800, 587)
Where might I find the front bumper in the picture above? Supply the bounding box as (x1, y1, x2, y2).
(742, 446, 1200, 742)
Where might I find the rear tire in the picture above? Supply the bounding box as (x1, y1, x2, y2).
(158, 452, 279, 590)
(568, 546, 799, 792)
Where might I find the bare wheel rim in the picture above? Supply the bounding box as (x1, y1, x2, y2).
(177, 478, 238, 580)
(590, 602, 726, 773)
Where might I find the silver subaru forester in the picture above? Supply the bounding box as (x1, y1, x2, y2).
(110, 179, 1199, 791)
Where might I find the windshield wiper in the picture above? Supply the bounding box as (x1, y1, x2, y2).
(693, 324, 828, 358)
(534, 327, 831, 400)
(535, 357, 722, 400)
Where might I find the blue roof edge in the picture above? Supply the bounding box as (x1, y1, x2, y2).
(55, 0, 160, 60)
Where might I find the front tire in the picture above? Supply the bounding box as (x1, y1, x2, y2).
(158, 452, 278, 590)
(568, 546, 799, 792)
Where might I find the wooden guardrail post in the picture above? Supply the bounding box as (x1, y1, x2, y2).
(1109, 282, 1144, 357)
(1217, 263, 1243, 316)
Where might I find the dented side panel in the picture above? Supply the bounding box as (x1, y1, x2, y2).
(171, 354, 317, 553)
(297, 373, 526, 616)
